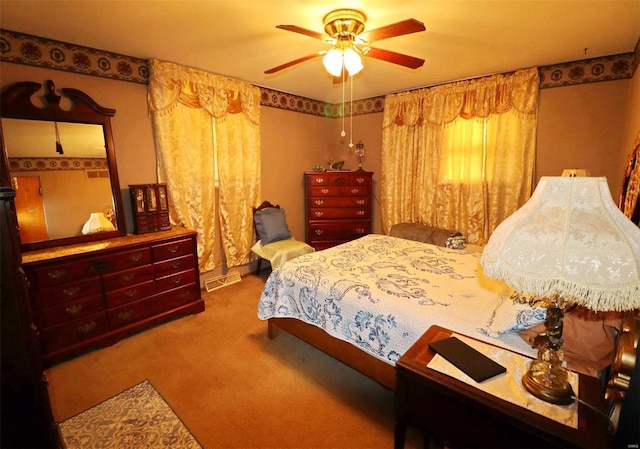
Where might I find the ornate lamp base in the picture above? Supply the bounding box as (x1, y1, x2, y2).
(521, 304, 575, 405)
(522, 368, 574, 405)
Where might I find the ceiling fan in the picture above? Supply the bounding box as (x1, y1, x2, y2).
(264, 9, 426, 78)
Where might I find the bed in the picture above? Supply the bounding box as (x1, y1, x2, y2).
(257, 234, 548, 389)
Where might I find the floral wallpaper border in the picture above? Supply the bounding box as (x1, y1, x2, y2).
(1, 29, 638, 118)
(8, 157, 109, 172)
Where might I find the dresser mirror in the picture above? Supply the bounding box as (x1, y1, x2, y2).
(0, 80, 126, 252)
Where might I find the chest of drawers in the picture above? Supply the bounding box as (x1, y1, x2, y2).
(305, 170, 373, 250)
(22, 227, 204, 366)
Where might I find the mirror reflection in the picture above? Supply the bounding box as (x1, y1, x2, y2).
(3, 118, 118, 244)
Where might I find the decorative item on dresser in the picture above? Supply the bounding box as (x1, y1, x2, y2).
(304, 170, 373, 250)
(129, 183, 171, 234)
(21, 227, 204, 366)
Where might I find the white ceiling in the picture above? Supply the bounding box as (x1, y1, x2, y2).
(1, 1, 639, 103)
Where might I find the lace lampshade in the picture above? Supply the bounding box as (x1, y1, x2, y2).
(481, 176, 640, 403)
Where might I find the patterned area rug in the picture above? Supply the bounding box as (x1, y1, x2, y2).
(59, 380, 202, 449)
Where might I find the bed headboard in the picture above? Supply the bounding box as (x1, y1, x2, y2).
(605, 310, 639, 437)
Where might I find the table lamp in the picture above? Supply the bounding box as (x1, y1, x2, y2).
(481, 177, 640, 404)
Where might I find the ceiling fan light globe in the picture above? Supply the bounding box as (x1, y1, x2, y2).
(343, 48, 363, 75)
(323, 48, 343, 77)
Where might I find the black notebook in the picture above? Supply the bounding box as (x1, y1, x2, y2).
(428, 336, 507, 382)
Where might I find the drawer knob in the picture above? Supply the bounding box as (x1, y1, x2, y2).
(314, 230, 324, 235)
(356, 228, 365, 234)
(314, 211, 324, 217)
(65, 304, 84, 315)
(356, 178, 365, 184)
(118, 310, 134, 321)
(314, 200, 324, 206)
(351, 188, 359, 194)
(168, 245, 179, 253)
(129, 253, 143, 262)
(357, 210, 365, 216)
(315, 178, 324, 183)
(321, 189, 329, 194)
(170, 261, 181, 269)
(171, 275, 182, 284)
(125, 288, 138, 298)
(62, 286, 81, 297)
(356, 200, 365, 205)
(77, 322, 97, 333)
(121, 272, 136, 282)
(47, 269, 67, 280)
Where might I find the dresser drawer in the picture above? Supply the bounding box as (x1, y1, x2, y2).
(309, 185, 370, 197)
(40, 313, 107, 354)
(153, 254, 195, 277)
(36, 278, 102, 308)
(152, 238, 193, 261)
(308, 196, 370, 208)
(105, 279, 156, 308)
(102, 265, 154, 291)
(308, 221, 370, 241)
(40, 294, 104, 328)
(155, 268, 196, 291)
(28, 248, 151, 288)
(107, 283, 198, 329)
(309, 208, 371, 220)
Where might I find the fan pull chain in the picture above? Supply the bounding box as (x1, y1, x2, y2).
(341, 68, 346, 137)
(349, 74, 354, 148)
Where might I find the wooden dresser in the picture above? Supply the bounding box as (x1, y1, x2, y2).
(305, 170, 373, 250)
(21, 227, 204, 366)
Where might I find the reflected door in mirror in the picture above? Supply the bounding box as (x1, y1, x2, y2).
(12, 176, 48, 243)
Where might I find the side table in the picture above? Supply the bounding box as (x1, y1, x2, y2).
(394, 325, 610, 448)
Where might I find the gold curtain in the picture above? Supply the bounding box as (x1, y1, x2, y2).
(148, 59, 261, 271)
(381, 68, 539, 244)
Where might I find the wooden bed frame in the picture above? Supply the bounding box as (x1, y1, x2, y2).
(268, 309, 639, 428)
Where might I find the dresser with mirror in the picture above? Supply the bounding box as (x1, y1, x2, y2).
(1, 81, 204, 378)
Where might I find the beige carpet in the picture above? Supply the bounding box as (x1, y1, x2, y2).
(59, 379, 202, 449)
(46, 273, 421, 449)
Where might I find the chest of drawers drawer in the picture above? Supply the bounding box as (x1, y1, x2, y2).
(308, 197, 370, 208)
(309, 207, 370, 220)
(308, 185, 370, 197)
(307, 220, 370, 240)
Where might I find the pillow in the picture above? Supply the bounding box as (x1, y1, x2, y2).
(254, 207, 292, 245)
(519, 307, 622, 376)
(480, 295, 547, 337)
(445, 232, 467, 249)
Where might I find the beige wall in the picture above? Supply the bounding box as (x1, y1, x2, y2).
(536, 79, 630, 200)
(1, 60, 635, 277)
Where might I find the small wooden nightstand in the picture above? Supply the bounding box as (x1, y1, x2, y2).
(395, 326, 610, 449)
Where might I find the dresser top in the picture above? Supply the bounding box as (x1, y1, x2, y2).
(22, 227, 196, 264)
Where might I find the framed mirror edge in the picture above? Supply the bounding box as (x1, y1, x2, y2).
(0, 79, 127, 252)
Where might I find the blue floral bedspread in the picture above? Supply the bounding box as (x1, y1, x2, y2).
(257, 234, 536, 365)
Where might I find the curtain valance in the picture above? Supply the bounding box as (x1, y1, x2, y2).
(147, 59, 260, 125)
(383, 68, 539, 127)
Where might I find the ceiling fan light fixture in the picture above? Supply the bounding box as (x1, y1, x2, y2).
(323, 48, 344, 77)
(343, 47, 363, 75)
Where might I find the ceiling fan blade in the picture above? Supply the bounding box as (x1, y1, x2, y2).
(264, 54, 321, 74)
(276, 24, 328, 41)
(366, 47, 425, 69)
(360, 18, 426, 43)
